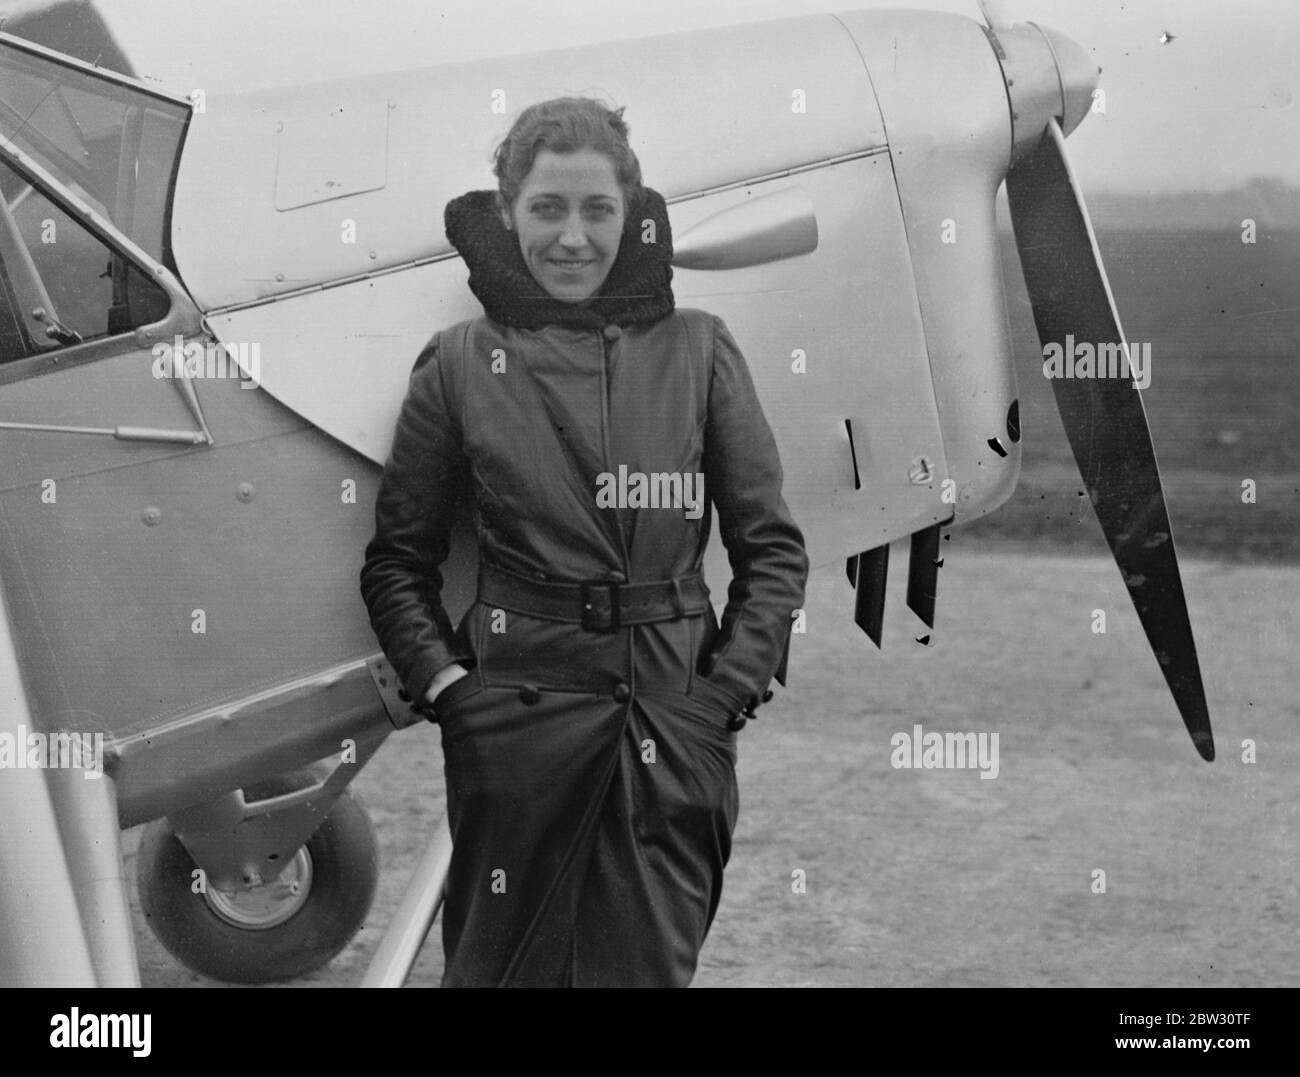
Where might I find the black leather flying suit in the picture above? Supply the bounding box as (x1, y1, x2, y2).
(360, 187, 808, 986)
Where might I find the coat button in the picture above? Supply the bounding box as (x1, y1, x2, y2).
(603, 324, 622, 341)
(518, 684, 541, 705)
(612, 682, 631, 703)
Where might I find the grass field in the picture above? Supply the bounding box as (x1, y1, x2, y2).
(973, 227, 1300, 563)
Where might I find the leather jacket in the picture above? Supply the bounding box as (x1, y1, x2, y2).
(360, 187, 808, 719)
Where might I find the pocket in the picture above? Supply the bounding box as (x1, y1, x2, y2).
(674, 681, 741, 742)
(433, 672, 483, 714)
(662, 696, 737, 757)
(687, 676, 743, 722)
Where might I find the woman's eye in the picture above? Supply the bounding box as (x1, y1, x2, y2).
(527, 201, 616, 221)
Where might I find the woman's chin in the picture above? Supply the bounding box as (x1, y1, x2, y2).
(532, 270, 611, 305)
(543, 286, 599, 305)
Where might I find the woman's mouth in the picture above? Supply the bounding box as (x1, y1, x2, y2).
(548, 258, 594, 272)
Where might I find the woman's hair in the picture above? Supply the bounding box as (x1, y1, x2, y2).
(493, 97, 643, 212)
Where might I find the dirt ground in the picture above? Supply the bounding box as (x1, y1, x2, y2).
(125, 545, 1300, 987)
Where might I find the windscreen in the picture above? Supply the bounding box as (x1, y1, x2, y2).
(0, 37, 189, 265)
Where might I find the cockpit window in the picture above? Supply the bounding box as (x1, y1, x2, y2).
(0, 157, 169, 362)
(0, 39, 189, 266)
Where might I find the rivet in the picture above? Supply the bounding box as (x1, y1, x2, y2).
(141, 506, 162, 526)
(236, 482, 256, 503)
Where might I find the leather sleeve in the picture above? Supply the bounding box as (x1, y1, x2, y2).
(700, 314, 810, 712)
(360, 334, 475, 704)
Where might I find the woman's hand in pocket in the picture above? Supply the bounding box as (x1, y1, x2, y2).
(425, 663, 471, 711)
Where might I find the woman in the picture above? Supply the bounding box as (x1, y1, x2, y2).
(360, 97, 808, 987)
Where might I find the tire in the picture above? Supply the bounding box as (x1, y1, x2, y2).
(137, 775, 379, 983)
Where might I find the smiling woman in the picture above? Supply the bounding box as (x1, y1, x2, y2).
(491, 98, 638, 305)
(360, 96, 809, 987)
(507, 149, 624, 304)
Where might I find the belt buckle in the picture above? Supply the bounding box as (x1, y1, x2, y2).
(580, 580, 620, 631)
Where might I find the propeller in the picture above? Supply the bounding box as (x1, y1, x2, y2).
(1002, 62, 1215, 760)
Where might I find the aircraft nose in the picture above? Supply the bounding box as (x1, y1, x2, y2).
(991, 22, 1100, 163)
(1036, 24, 1100, 137)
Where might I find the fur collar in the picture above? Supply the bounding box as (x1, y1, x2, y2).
(443, 187, 675, 331)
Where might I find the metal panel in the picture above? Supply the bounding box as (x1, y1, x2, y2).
(0, 422, 394, 743)
(275, 99, 389, 210)
(171, 13, 885, 311)
(0, 343, 207, 490)
(671, 157, 948, 576)
(837, 10, 1022, 524)
(206, 261, 480, 465)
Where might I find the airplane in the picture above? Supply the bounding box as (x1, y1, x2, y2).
(0, 1, 1214, 987)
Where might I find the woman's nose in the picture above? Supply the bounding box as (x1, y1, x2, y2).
(559, 213, 587, 248)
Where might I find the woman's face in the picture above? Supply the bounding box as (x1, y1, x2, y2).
(506, 148, 626, 304)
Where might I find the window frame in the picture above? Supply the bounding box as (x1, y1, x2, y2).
(0, 31, 199, 385)
(0, 117, 200, 385)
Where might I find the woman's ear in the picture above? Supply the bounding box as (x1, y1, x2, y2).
(496, 193, 513, 232)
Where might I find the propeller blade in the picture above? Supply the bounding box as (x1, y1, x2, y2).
(1005, 119, 1214, 762)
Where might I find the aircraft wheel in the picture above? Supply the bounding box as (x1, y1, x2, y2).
(137, 777, 378, 983)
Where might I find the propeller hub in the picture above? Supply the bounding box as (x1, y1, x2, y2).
(987, 22, 1100, 164)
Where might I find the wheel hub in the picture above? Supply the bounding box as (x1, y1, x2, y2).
(204, 848, 313, 929)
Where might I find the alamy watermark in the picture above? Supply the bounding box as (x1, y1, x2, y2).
(595, 465, 704, 519)
(1042, 335, 1151, 390)
(0, 725, 104, 779)
(50, 1009, 150, 1056)
(152, 335, 260, 389)
(890, 723, 999, 779)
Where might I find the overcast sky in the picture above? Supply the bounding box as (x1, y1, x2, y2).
(23, 0, 1300, 193)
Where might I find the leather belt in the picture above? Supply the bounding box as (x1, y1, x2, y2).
(477, 562, 711, 631)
